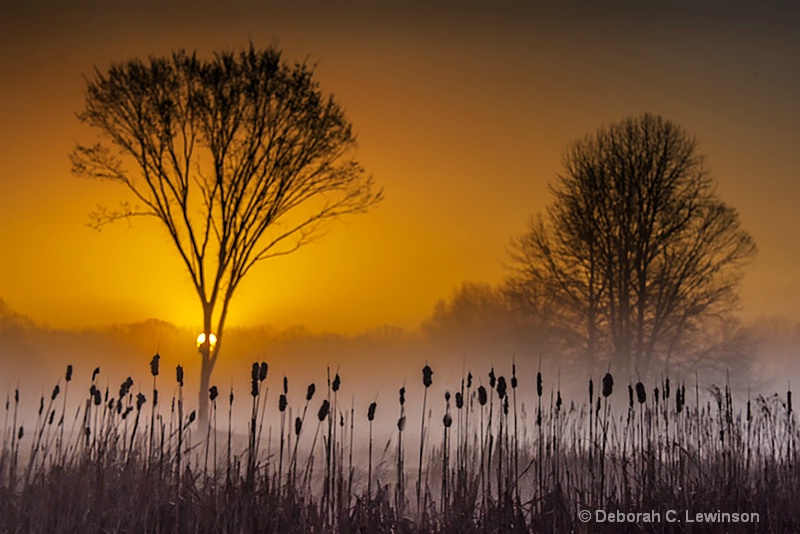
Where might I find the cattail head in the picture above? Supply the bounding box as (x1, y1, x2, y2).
(188, 411, 196, 425)
(51, 384, 60, 401)
(503, 396, 509, 415)
(398, 416, 406, 431)
(92, 367, 100, 382)
(14, 389, 19, 403)
(746, 398, 751, 421)
(229, 389, 234, 405)
(556, 390, 562, 412)
(209, 386, 218, 402)
(445, 391, 451, 402)
(467, 372, 472, 389)
(788, 389, 793, 415)
(422, 365, 433, 388)
(153, 389, 158, 406)
(150, 354, 160, 377)
(251, 378, 259, 397)
(478, 385, 487, 406)
(93, 389, 101, 406)
(279, 394, 287, 412)
(511, 364, 518, 389)
(635, 382, 646, 404)
(18, 426, 23, 440)
(628, 384, 634, 408)
(537, 371, 543, 397)
(136, 392, 146, 410)
(443, 412, 452, 427)
(455, 391, 463, 409)
(589, 378, 594, 400)
(318, 400, 330, 421)
(664, 378, 670, 399)
(38, 397, 44, 415)
(368, 401, 377, 422)
(489, 368, 496, 389)
(497, 376, 507, 399)
(259, 362, 268, 382)
(294, 417, 302, 436)
(283, 376, 288, 395)
(48, 410, 55, 425)
(306, 383, 316, 401)
(399, 387, 406, 406)
(602, 372, 613, 398)
(66, 365, 73, 382)
(176, 365, 184, 387)
(251, 363, 259, 382)
(332, 374, 341, 392)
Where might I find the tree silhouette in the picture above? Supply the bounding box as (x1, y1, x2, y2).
(507, 113, 755, 377)
(72, 45, 382, 423)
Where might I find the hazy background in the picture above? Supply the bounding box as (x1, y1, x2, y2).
(1, 1, 799, 422)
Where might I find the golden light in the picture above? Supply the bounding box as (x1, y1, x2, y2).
(196, 332, 217, 349)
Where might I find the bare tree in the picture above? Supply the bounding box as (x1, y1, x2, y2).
(72, 45, 382, 423)
(507, 113, 755, 378)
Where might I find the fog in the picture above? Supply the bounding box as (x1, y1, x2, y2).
(1, 290, 798, 451)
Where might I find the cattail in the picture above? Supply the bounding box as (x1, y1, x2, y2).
(556, 390, 562, 412)
(188, 411, 196, 424)
(467, 372, 472, 388)
(497, 376, 507, 399)
(153, 389, 158, 407)
(589, 378, 594, 400)
(18, 426, 23, 440)
(48, 410, 55, 425)
(629, 384, 634, 409)
(455, 391, 463, 409)
(423, 365, 433, 388)
(445, 391, 450, 402)
(537, 371, 543, 397)
(51, 385, 60, 401)
(489, 369, 496, 389)
(259, 362, 268, 382)
(136, 392, 146, 410)
(398, 416, 406, 431)
(602, 372, 613, 397)
(318, 400, 330, 421)
(176, 365, 184, 387)
(295, 417, 302, 436)
(788, 389, 793, 415)
(38, 397, 44, 415)
(92, 367, 100, 381)
(251, 362, 259, 382)
(399, 387, 406, 406)
(66, 365, 73, 382)
(332, 373, 341, 392)
(635, 382, 646, 404)
(665, 378, 670, 399)
(746, 398, 751, 421)
(150, 354, 160, 376)
(368, 402, 377, 422)
(229, 389, 234, 405)
(251, 379, 259, 397)
(283, 376, 288, 395)
(443, 412, 452, 427)
(306, 383, 316, 401)
(478, 386, 488, 406)
(279, 394, 287, 412)
(93, 389, 101, 406)
(511, 363, 518, 389)
(209, 386, 218, 401)
(15, 389, 19, 403)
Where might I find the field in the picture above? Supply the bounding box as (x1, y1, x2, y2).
(1, 358, 797, 533)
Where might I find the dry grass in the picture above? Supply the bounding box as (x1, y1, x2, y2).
(1, 359, 798, 533)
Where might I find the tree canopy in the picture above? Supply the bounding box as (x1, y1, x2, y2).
(507, 113, 756, 377)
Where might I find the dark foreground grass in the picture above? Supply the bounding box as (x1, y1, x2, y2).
(1, 358, 798, 533)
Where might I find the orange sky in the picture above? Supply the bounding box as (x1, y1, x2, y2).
(1, 1, 799, 334)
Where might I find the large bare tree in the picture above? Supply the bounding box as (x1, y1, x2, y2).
(507, 113, 755, 377)
(72, 45, 381, 422)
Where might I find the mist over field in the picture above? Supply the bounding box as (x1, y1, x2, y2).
(2, 292, 798, 441)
